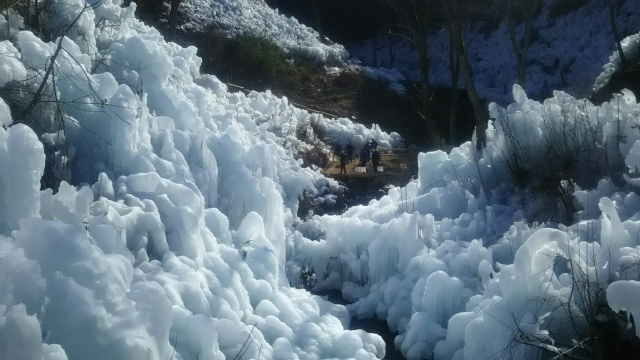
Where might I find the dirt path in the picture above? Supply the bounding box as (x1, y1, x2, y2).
(323, 152, 411, 177)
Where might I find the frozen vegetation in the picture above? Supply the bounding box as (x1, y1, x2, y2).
(177, 0, 640, 100)
(1, 0, 640, 360)
(178, 0, 348, 65)
(593, 30, 640, 93)
(176, 0, 407, 94)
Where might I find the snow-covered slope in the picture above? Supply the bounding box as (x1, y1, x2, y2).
(176, 0, 410, 94)
(177, 0, 639, 100)
(351, 0, 640, 104)
(179, 0, 348, 65)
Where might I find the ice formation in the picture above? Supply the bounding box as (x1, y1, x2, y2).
(0, 1, 394, 359)
(2, 0, 640, 359)
(177, 0, 409, 93)
(178, 0, 348, 65)
(291, 84, 640, 359)
(593, 29, 640, 93)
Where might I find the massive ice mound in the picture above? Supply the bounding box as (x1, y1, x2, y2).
(0, 1, 392, 359)
(292, 84, 640, 359)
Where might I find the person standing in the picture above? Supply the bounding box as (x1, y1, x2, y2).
(372, 149, 380, 172)
(363, 141, 371, 159)
(333, 143, 342, 162)
(346, 141, 354, 163)
(359, 148, 367, 167)
(339, 151, 347, 175)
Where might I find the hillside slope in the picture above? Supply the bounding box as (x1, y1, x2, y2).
(350, 0, 640, 104)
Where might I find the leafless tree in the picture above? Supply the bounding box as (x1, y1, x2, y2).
(2, 0, 44, 38)
(0, 0, 143, 188)
(439, 0, 489, 150)
(311, 0, 326, 43)
(169, 0, 181, 40)
(448, 30, 460, 144)
(381, 0, 442, 149)
(499, 0, 540, 88)
(602, 0, 626, 69)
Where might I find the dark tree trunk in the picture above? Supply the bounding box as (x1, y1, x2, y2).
(388, 33, 393, 68)
(312, 0, 326, 43)
(606, 0, 626, 68)
(169, 0, 181, 40)
(450, 21, 486, 150)
(449, 32, 460, 145)
(519, 16, 532, 87)
(505, 0, 537, 89)
(373, 37, 377, 67)
(33, 0, 42, 39)
(22, 0, 30, 30)
(416, 36, 442, 149)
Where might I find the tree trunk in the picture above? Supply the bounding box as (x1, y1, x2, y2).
(388, 32, 393, 68)
(312, 0, 325, 43)
(416, 36, 442, 149)
(505, 0, 537, 89)
(506, 22, 527, 88)
(450, 22, 486, 150)
(373, 37, 377, 67)
(519, 15, 533, 87)
(607, 0, 626, 68)
(33, 0, 41, 39)
(169, 0, 181, 40)
(23, 0, 30, 30)
(449, 32, 460, 145)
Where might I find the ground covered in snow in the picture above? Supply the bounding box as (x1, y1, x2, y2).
(2, 1, 640, 360)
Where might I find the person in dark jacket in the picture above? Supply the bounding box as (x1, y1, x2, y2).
(345, 141, 354, 163)
(363, 142, 371, 159)
(359, 148, 368, 167)
(370, 138, 378, 151)
(339, 151, 347, 174)
(372, 149, 380, 172)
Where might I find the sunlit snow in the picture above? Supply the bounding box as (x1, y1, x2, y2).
(1, 1, 640, 360)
